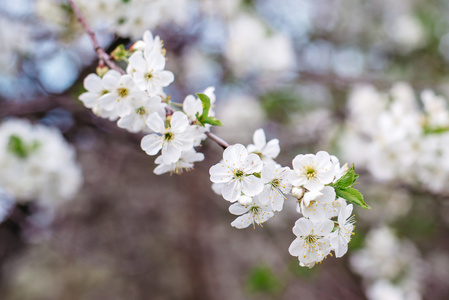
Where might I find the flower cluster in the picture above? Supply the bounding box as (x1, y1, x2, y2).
(210, 129, 368, 268)
(341, 82, 449, 193)
(0, 118, 82, 207)
(79, 31, 221, 175)
(78, 29, 369, 269)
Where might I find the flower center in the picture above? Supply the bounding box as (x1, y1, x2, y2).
(249, 206, 261, 214)
(303, 231, 318, 245)
(118, 87, 128, 98)
(233, 169, 245, 179)
(271, 178, 281, 189)
(136, 107, 147, 115)
(306, 166, 316, 180)
(145, 72, 153, 80)
(164, 132, 174, 141)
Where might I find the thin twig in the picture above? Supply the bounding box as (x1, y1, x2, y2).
(67, 0, 125, 75)
(205, 131, 229, 149)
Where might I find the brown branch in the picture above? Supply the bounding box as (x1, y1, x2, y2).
(205, 131, 229, 149)
(67, 0, 125, 75)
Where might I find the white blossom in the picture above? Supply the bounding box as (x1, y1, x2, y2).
(330, 204, 355, 258)
(79, 70, 123, 120)
(289, 151, 335, 192)
(127, 50, 174, 96)
(289, 218, 334, 268)
(140, 112, 194, 163)
(0, 119, 82, 206)
(300, 186, 336, 222)
(209, 144, 263, 202)
(229, 195, 274, 229)
(98, 73, 144, 117)
(247, 128, 280, 163)
(153, 149, 204, 175)
(117, 95, 166, 133)
(258, 163, 291, 211)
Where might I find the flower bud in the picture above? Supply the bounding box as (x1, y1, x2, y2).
(292, 187, 304, 200)
(96, 65, 109, 77)
(130, 41, 145, 52)
(238, 195, 252, 206)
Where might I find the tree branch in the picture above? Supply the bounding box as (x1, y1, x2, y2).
(205, 131, 229, 149)
(67, 0, 125, 75)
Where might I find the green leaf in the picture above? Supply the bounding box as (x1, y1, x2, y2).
(335, 187, 370, 209)
(7, 135, 40, 159)
(197, 93, 211, 119)
(202, 116, 223, 126)
(334, 164, 355, 188)
(195, 93, 223, 127)
(8, 135, 27, 158)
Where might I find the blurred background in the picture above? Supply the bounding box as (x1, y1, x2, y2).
(1, 0, 449, 299)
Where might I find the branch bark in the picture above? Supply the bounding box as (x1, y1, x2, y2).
(67, 0, 125, 75)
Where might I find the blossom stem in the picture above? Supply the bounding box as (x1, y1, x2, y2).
(67, 0, 125, 75)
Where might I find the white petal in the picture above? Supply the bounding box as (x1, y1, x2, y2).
(161, 141, 182, 163)
(154, 71, 174, 86)
(231, 213, 253, 229)
(209, 163, 233, 183)
(229, 203, 249, 215)
(99, 93, 118, 111)
(141, 134, 162, 155)
(146, 112, 166, 133)
(222, 179, 242, 202)
(223, 144, 248, 166)
(84, 74, 103, 92)
(263, 139, 280, 159)
(292, 218, 312, 237)
(170, 111, 189, 133)
(288, 238, 305, 257)
(241, 175, 263, 196)
(253, 128, 266, 149)
(243, 153, 263, 174)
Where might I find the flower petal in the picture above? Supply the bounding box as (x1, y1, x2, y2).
(141, 134, 162, 155)
(146, 112, 166, 133)
(222, 179, 242, 202)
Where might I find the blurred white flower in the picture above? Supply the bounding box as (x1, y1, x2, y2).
(0, 119, 82, 206)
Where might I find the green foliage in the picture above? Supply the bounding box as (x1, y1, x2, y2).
(423, 125, 449, 135)
(8, 135, 40, 159)
(246, 265, 283, 295)
(332, 165, 370, 209)
(195, 93, 223, 127)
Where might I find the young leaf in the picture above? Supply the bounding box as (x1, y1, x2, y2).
(203, 117, 223, 126)
(197, 93, 211, 119)
(195, 93, 223, 126)
(335, 187, 370, 209)
(334, 164, 355, 188)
